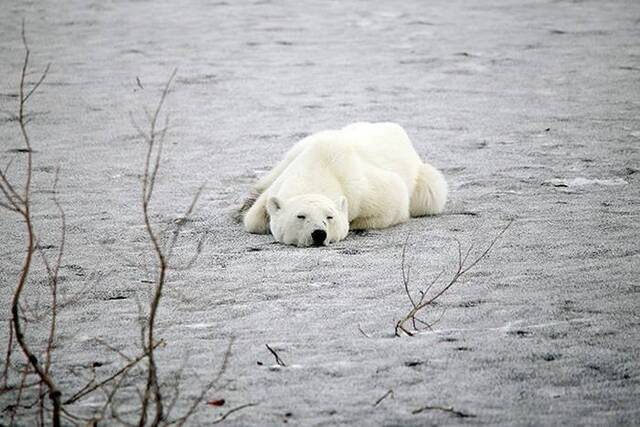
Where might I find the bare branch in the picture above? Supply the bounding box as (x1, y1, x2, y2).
(24, 63, 51, 103)
(137, 68, 177, 427)
(357, 323, 370, 338)
(10, 20, 63, 426)
(1, 320, 14, 389)
(3, 155, 16, 175)
(64, 340, 163, 405)
(401, 235, 417, 309)
(210, 403, 259, 425)
(395, 220, 513, 336)
(265, 344, 286, 367)
(373, 389, 394, 407)
(7, 364, 30, 426)
(92, 338, 134, 363)
(412, 405, 475, 418)
(171, 338, 234, 427)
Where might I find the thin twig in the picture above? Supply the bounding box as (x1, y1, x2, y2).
(265, 344, 286, 367)
(395, 220, 513, 336)
(172, 338, 234, 427)
(373, 389, 393, 407)
(92, 338, 134, 362)
(1, 320, 14, 390)
(411, 405, 475, 418)
(8, 364, 30, 426)
(357, 324, 370, 338)
(138, 69, 177, 427)
(64, 340, 163, 405)
(92, 365, 132, 424)
(210, 403, 259, 425)
(9, 20, 62, 427)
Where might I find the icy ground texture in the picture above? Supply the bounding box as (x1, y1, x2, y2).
(1, 0, 639, 425)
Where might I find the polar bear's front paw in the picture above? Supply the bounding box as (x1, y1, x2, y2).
(243, 210, 270, 234)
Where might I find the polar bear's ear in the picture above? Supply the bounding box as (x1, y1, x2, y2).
(267, 196, 283, 215)
(338, 196, 348, 215)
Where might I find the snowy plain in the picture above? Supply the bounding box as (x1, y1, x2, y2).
(1, 0, 639, 425)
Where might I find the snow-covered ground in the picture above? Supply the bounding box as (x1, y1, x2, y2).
(1, 0, 639, 425)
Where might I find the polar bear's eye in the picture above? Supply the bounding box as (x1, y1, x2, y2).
(297, 215, 306, 219)
(327, 216, 333, 220)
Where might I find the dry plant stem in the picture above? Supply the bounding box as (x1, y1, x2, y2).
(395, 220, 513, 336)
(1, 320, 14, 389)
(164, 184, 208, 270)
(134, 69, 210, 426)
(411, 405, 475, 418)
(265, 344, 286, 366)
(86, 363, 134, 426)
(33, 168, 65, 384)
(137, 69, 176, 427)
(210, 403, 259, 425)
(7, 22, 62, 427)
(8, 364, 30, 426)
(93, 338, 134, 362)
(357, 323, 371, 338)
(373, 389, 394, 407)
(63, 340, 163, 405)
(171, 338, 234, 427)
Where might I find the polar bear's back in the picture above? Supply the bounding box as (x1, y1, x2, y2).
(338, 122, 422, 189)
(266, 122, 424, 201)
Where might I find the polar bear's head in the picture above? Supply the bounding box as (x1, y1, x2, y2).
(266, 194, 349, 247)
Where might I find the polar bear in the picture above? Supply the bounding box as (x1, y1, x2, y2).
(242, 122, 447, 247)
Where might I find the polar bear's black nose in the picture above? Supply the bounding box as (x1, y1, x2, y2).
(311, 229, 327, 246)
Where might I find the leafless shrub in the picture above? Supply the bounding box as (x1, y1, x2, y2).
(0, 21, 62, 427)
(2, 26, 230, 427)
(128, 70, 233, 427)
(395, 220, 513, 336)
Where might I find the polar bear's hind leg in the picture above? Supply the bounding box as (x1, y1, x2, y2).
(350, 171, 410, 230)
(410, 162, 447, 216)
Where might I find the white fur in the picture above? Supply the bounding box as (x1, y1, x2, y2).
(243, 122, 447, 246)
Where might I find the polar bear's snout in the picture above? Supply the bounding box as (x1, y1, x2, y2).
(262, 194, 349, 247)
(311, 229, 327, 246)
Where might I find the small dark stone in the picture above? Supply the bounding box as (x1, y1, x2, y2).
(340, 248, 359, 255)
(510, 330, 532, 337)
